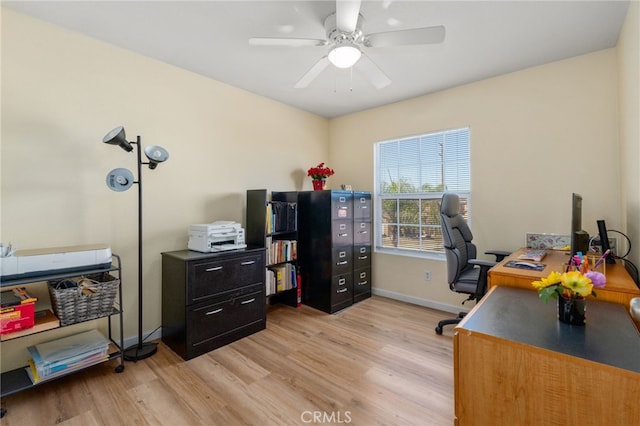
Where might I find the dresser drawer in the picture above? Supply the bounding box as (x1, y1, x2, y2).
(332, 220, 353, 246)
(188, 252, 263, 304)
(353, 245, 371, 270)
(332, 247, 353, 274)
(188, 289, 265, 351)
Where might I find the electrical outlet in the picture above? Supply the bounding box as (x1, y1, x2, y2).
(425, 271, 431, 281)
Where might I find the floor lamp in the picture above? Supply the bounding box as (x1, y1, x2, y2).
(103, 126, 169, 361)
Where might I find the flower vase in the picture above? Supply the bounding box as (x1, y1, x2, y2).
(312, 179, 326, 191)
(558, 295, 586, 325)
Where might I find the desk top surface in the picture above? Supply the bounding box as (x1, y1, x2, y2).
(457, 286, 640, 373)
(490, 248, 639, 295)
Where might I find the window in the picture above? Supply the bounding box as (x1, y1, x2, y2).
(374, 127, 471, 257)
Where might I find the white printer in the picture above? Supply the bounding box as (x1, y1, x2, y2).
(0, 244, 112, 281)
(188, 221, 247, 253)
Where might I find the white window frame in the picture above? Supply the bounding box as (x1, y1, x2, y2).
(373, 127, 471, 260)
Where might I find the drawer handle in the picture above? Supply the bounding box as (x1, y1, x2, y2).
(358, 255, 368, 260)
(206, 308, 223, 315)
(241, 298, 256, 304)
(338, 278, 346, 285)
(359, 230, 368, 234)
(337, 288, 348, 293)
(358, 281, 368, 286)
(241, 261, 256, 266)
(338, 233, 349, 237)
(205, 266, 223, 272)
(337, 261, 348, 266)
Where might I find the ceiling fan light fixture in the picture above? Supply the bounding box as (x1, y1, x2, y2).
(328, 44, 361, 68)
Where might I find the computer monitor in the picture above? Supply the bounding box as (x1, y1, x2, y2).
(597, 219, 616, 264)
(570, 193, 589, 258)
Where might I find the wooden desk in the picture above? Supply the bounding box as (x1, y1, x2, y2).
(454, 286, 640, 425)
(489, 248, 640, 306)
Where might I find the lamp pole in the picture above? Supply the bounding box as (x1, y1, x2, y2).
(123, 136, 158, 361)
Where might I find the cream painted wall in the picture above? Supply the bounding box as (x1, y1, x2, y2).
(618, 1, 640, 267)
(1, 5, 638, 370)
(329, 49, 622, 311)
(1, 9, 328, 370)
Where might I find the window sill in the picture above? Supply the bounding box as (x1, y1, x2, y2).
(374, 247, 446, 262)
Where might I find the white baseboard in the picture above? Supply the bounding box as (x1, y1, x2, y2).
(371, 288, 470, 315)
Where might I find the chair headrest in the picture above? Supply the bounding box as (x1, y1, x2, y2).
(441, 193, 460, 217)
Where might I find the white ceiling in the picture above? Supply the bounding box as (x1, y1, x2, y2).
(2, 0, 630, 119)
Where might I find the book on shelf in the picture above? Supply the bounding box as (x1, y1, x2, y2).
(269, 263, 297, 294)
(1, 309, 60, 341)
(518, 250, 546, 262)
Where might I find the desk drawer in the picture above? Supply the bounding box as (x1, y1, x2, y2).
(188, 252, 263, 304)
(188, 289, 264, 350)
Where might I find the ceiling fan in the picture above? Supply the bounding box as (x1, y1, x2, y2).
(249, 0, 445, 89)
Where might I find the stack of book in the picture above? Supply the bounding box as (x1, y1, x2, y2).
(26, 329, 110, 383)
(265, 263, 298, 296)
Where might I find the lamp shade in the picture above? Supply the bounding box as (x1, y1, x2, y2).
(328, 44, 361, 69)
(105, 168, 134, 192)
(144, 145, 169, 169)
(103, 126, 133, 152)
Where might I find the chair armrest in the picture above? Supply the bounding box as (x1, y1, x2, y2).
(469, 259, 497, 269)
(485, 250, 511, 262)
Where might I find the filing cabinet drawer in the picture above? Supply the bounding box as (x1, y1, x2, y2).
(188, 289, 264, 349)
(332, 247, 353, 274)
(354, 267, 371, 300)
(188, 252, 263, 304)
(332, 220, 353, 246)
(332, 273, 353, 307)
(353, 221, 371, 245)
(353, 245, 371, 270)
(331, 191, 353, 220)
(353, 192, 371, 220)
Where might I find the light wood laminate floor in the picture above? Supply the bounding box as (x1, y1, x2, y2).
(0, 296, 455, 425)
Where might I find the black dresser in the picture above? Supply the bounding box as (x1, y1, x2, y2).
(161, 248, 266, 360)
(298, 190, 355, 313)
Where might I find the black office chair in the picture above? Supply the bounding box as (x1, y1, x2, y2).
(435, 193, 510, 335)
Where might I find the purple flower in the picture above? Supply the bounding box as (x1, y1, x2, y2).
(585, 271, 606, 288)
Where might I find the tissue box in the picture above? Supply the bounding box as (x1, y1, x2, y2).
(0, 302, 35, 335)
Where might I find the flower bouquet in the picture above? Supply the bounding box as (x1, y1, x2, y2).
(307, 162, 335, 190)
(532, 262, 606, 325)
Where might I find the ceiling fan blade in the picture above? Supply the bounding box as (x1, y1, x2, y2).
(249, 37, 327, 47)
(365, 25, 445, 47)
(336, 0, 362, 33)
(295, 56, 330, 89)
(357, 54, 391, 89)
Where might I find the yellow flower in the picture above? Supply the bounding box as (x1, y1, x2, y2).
(532, 271, 562, 290)
(560, 270, 593, 297)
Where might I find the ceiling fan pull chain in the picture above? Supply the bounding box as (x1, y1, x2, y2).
(350, 67, 354, 92)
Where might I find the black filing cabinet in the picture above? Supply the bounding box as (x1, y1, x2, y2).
(353, 191, 372, 303)
(298, 190, 354, 313)
(161, 248, 266, 360)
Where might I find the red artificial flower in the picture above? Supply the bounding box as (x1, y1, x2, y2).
(307, 162, 335, 180)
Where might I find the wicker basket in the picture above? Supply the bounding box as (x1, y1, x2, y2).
(48, 272, 119, 326)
